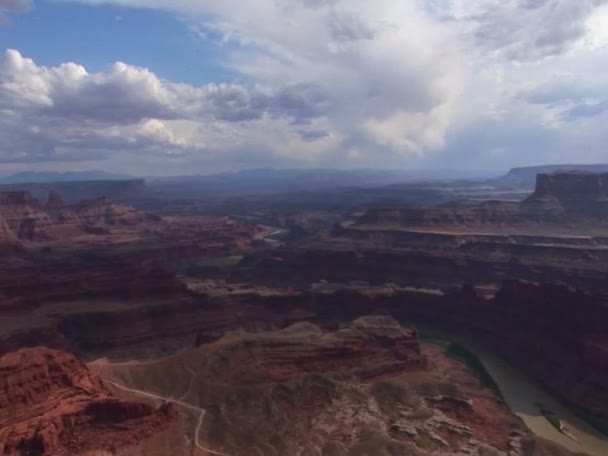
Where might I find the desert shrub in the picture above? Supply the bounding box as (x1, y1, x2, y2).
(446, 343, 503, 399)
(541, 410, 562, 432)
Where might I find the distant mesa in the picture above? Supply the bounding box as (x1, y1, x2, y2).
(0, 188, 155, 245)
(45, 189, 65, 209)
(491, 163, 608, 189)
(0, 191, 35, 206)
(351, 171, 608, 232)
(524, 171, 608, 215)
(0, 170, 134, 184)
(0, 178, 147, 204)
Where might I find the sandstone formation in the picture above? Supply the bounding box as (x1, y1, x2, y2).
(0, 179, 147, 204)
(0, 252, 187, 309)
(491, 164, 608, 189)
(0, 190, 154, 242)
(73, 196, 149, 227)
(207, 315, 424, 383)
(0, 216, 23, 254)
(44, 189, 65, 209)
(524, 172, 608, 217)
(490, 281, 608, 432)
(0, 347, 180, 456)
(350, 172, 608, 234)
(3, 267, 605, 436)
(0, 191, 60, 241)
(356, 200, 524, 228)
(0, 167, 606, 455)
(92, 317, 572, 456)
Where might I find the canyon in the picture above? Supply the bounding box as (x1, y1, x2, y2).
(0, 347, 184, 456)
(0, 170, 606, 455)
(90, 316, 581, 456)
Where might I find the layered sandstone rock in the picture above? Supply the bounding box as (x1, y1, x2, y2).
(357, 200, 524, 228)
(0, 215, 23, 254)
(489, 280, 608, 431)
(524, 172, 608, 217)
(350, 172, 608, 235)
(0, 190, 155, 242)
(0, 191, 59, 240)
(208, 316, 424, 384)
(73, 197, 148, 227)
(45, 189, 66, 210)
(92, 318, 548, 456)
(0, 347, 179, 456)
(0, 192, 35, 206)
(0, 254, 187, 308)
(0, 190, 79, 241)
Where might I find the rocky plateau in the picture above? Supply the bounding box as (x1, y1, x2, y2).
(0, 347, 184, 456)
(0, 169, 607, 455)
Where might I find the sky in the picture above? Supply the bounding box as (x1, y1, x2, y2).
(0, 0, 607, 176)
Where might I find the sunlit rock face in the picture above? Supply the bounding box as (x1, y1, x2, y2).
(0, 347, 181, 456)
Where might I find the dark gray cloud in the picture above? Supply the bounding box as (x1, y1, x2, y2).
(520, 0, 548, 9)
(523, 82, 601, 106)
(560, 100, 608, 121)
(466, 0, 607, 61)
(0, 49, 333, 126)
(298, 128, 330, 141)
(522, 77, 608, 122)
(270, 83, 331, 124)
(206, 83, 331, 124)
(329, 11, 375, 42)
(4, 0, 608, 173)
(0, 49, 338, 164)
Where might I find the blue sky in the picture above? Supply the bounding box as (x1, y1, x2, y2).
(0, 0, 238, 84)
(0, 0, 607, 176)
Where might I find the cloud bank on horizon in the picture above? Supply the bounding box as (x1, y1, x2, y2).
(0, 0, 607, 175)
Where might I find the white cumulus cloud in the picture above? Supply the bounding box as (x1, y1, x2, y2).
(1, 0, 608, 173)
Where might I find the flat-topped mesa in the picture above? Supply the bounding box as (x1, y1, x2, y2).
(492, 163, 608, 188)
(0, 191, 36, 206)
(524, 172, 608, 216)
(0, 347, 179, 456)
(214, 316, 424, 384)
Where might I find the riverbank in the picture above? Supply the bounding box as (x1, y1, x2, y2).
(422, 332, 608, 456)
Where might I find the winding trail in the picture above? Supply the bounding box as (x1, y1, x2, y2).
(102, 379, 232, 456)
(179, 366, 198, 402)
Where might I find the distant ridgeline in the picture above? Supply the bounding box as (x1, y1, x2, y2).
(0, 179, 146, 204)
(491, 164, 608, 189)
(351, 171, 608, 230)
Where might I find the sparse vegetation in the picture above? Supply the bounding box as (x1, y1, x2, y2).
(445, 342, 503, 400)
(541, 408, 563, 432)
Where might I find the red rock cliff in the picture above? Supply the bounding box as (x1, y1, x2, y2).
(524, 172, 608, 216)
(0, 347, 178, 456)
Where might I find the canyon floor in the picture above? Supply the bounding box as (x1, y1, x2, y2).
(1, 169, 608, 455)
